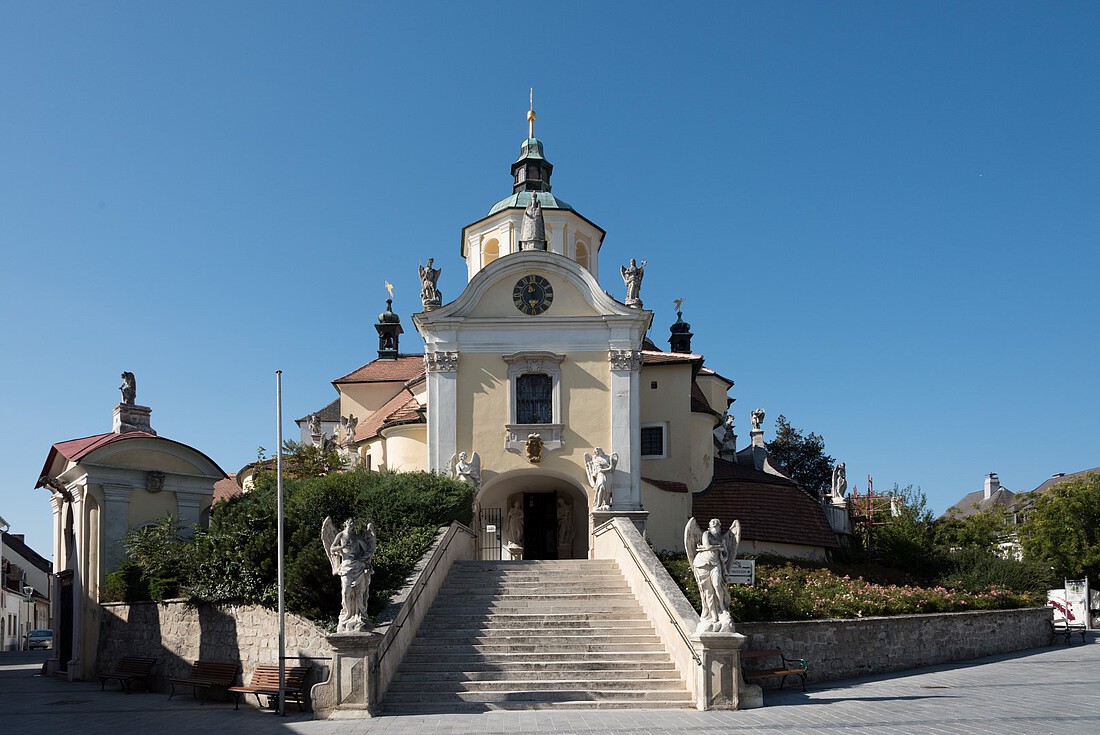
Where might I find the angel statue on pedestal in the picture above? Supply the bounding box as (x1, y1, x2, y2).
(449, 451, 482, 491)
(684, 517, 741, 633)
(584, 448, 618, 510)
(322, 517, 377, 633)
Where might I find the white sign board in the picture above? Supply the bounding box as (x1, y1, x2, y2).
(1048, 578, 1090, 628)
(485, 525, 497, 533)
(726, 559, 755, 586)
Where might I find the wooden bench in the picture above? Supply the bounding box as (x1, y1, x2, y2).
(98, 656, 157, 693)
(228, 664, 311, 711)
(168, 661, 239, 703)
(741, 648, 809, 691)
(1051, 619, 1087, 646)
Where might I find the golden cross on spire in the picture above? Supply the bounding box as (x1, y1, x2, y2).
(385, 281, 394, 298)
(527, 87, 536, 138)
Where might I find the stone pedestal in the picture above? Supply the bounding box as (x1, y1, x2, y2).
(691, 631, 763, 710)
(590, 510, 649, 557)
(505, 543, 524, 561)
(311, 632, 382, 719)
(113, 403, 155, 434)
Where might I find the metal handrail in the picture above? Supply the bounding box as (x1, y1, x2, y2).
(595, 519, 702, 666)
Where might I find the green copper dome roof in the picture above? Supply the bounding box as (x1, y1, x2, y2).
(488, 189, 573, 216)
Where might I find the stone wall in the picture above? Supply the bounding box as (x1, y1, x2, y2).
(738, 606, 1053, 685)
(98, 600, 334, 695)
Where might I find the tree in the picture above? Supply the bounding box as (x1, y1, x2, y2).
(1018, 472, 1100, 583)
(935, 505, 1014, 551)
(872, 484, 938, 577)
(765, 415, 835, 497)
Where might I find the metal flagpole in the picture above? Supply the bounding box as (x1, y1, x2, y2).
(276, 371, 286, 716)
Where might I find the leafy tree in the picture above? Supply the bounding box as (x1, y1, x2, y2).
(280, 439, 346, 479)
(765, 415, 835, 497)
(1018, 472, 1100, 582)
(871, 484, 938, 577)
(935, 506, 1014, 551)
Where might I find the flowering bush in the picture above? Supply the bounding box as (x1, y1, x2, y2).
(659, 554, 1041, 622)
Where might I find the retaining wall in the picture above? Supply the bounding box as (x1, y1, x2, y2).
(738, 606, 1053, 685)
(98, 600, 334, 693)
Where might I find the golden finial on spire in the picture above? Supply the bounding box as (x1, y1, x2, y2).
(527, 87, 536, 138)
(385, 281, 394, 298)
(674, 297, 685, 312)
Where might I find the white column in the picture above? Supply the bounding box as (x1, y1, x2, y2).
(608, 350, 643, 511)
(424, 352, 459, 472)
(101, 484, 132, 574)
(69, 489, 85, 680)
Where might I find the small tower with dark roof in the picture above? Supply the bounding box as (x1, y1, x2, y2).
(669, 308, 694, 354)
(375, 299, 403, 360)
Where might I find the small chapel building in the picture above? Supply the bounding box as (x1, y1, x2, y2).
(294, 107, 838, 560)
(36, 378, 226, 679)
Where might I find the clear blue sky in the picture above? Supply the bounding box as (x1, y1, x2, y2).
(2, 2, 1097, 557)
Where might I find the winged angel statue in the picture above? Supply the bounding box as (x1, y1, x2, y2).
(684, 517, 741, 633)
(449, 451, 482, 491)
(584, 448, 618, 510)
(321, 517, 377, 633)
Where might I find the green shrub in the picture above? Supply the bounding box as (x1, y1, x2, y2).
(102, 559, 150, 603)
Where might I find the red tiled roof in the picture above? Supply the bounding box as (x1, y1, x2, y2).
(37, 431, 227, 487)
(333, 355, 425, 384)
(693, 459, 840, 550)
(641, 350, 702, 365)
(36, 432, 157, 486)
(690, 381, 722, 418)
(643, 477, 689, 493)
(213, 475, 242, 504)
(697, 366, 734, 387)
(354, 389, 424, 442)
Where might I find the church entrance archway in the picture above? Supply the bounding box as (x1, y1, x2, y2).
(477, 470, 588, 560)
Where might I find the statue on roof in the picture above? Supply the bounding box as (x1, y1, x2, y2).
(750, 408, 765, 432)
(831, 462, 847, 500)
(519, 193, 546, 250)
(119, 372, 137, 405)
(308, 413, 322, 438)
(621, 259, 646, 308)
(684, 517, 741, 633)
(340, 414, 358, 446)
(419, 258, 442, 309)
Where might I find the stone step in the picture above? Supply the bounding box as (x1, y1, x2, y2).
(405, 642, 669, 655)
(411, 625, 656, 637)
(387, 677, 687, 693)
(418, 613, 650, 627)
(391, 666, 678, 681)
(395, 658, 677, 673)
(380, 699, 693, 713)
(409, 633, 662, 647)
(433, 591, 635, 601)
(399, 651, 675, 664)
(383, 689, 694, 704)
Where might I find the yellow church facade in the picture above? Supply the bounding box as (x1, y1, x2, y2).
(313, 114, 736, 557)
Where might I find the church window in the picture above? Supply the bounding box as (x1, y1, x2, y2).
(575, 240, 589, 270)
(640, 423, 667, 459)
(516, 373, 553, 424)
(483, 238, 500, 267)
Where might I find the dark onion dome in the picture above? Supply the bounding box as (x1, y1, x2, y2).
(378, 299, 401, 324)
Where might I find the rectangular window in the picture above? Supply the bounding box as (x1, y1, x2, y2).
(516, 373, 553, 424)
(640, 425, 666, 458)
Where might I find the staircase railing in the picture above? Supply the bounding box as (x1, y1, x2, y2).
(593, 517, 702, 702)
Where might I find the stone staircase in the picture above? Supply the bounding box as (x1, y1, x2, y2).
(381, 559, 693, 712)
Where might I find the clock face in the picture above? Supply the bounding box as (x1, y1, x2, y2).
(513, 274, 554, 315)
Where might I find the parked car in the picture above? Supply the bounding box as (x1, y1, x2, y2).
(27, 629, 52, 650)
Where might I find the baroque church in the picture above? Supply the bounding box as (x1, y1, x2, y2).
(287, 106, 839, 560)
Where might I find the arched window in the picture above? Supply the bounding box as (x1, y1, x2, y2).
(483, 238, 500, 267)
(516, 373, 553, 424)
(575, 240, 589, 270)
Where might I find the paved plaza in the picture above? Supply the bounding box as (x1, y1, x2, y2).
(4, 636, 1097, 735)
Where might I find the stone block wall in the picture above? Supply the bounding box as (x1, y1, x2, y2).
(738, 606, 1052, 685)
(98, 600, 334, 694)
